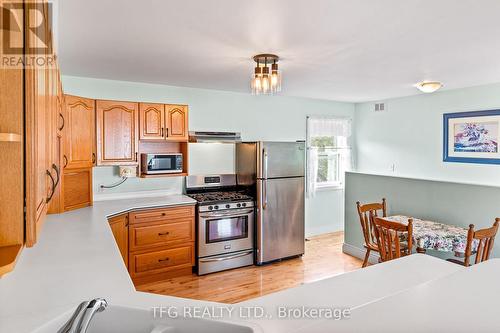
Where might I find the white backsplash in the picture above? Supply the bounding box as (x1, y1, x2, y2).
(188, 143, 235, 175)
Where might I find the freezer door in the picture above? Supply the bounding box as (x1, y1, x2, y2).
(256, 177, 305, 264)
(257, 142, 305, 179)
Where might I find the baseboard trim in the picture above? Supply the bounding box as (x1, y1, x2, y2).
(342, 243, 379, 264)
(305, 225, 343, 238)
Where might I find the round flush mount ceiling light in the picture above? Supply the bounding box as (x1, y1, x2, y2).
(415, 81, 443, 93)
(251, 54, 281, 95)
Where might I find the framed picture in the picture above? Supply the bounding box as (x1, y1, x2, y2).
(443, 109, 500, 164)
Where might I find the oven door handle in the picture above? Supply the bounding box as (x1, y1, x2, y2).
(199, 209, 254, 218)
(199, 250, 253, 263)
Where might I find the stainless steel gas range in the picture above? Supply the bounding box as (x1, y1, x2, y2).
(186, 175, 254, 275)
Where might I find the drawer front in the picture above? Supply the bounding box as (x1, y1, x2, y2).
(130, 219, 194, 251)
(130, 245, 194, 275)
(129, 206, 194, 224)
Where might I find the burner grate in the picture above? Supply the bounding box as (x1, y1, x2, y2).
(187, 191, 253, 203)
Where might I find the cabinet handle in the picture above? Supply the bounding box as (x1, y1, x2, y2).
(63, 155, 68, 168)
(135, 152, 138, 161)
(46, 170, 56, 203)
(58, 113, 65, 131)
(161, 212, 166, 216)
(166, 128, 169, 137)
(52, 163, 60, 188)
(158, 258, 170, 262)
(158, 232, 170, 236)
(92, 152, 96, 164)
(161, 127, 164, 137)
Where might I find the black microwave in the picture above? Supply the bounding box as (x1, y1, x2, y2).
(141, 153, 183, 174)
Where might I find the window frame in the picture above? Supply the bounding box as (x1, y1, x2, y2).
(306, 116, 352, 191)
(315, 149, 343, 189)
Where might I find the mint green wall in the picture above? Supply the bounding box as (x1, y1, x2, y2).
(345, 172, 500, 258)
(62, 75, 355, 236)
(354, 82, 500, 186)
(349, 82, 500, 259)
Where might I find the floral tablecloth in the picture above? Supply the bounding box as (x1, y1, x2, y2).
(385, 215, 476, 254)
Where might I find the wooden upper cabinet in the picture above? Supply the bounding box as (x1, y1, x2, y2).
(165, 104, 188, 142)
(64, 95, 96, 169)
(96, 100, 139, 165)
(139, 103, 188, 142)
(139, 103, 164, 140)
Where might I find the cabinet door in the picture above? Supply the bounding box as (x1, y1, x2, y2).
(48, 69, 65, 214)
(96, 100, 139, 165)
(109, 214, 129, 268)
(25, 66, 51, 246)
(62, 168, 92, 211)
(25, 1, 52, 246)
(165, 104, 188, 142)
(139, 103, 164, 140)
(64, 95, 96, 169)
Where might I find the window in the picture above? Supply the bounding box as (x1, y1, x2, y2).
(306, 117, 352, 194)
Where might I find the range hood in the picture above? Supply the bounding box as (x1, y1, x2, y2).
(188, 131, 242, 143)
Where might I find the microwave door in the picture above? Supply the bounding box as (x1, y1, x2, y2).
(148, 156, 159, 172)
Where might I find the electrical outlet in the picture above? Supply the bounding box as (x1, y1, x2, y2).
(119, 166, 137, 178)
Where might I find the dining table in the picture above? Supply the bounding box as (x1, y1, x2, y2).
(385, 215, 476, 256)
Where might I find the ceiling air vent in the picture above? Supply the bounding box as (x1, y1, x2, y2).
(374, 102, 387, 112)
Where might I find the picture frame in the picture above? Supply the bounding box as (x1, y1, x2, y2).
(443, 109, 500, 164)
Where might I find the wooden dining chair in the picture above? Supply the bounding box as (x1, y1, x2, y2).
(373, 217, 413, 263)
(356, 198, 387, 267)
(447, 219, 499, 267)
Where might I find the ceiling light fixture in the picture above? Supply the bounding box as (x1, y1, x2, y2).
(415, 81, 443, 93)
(251, 54, 281, 95)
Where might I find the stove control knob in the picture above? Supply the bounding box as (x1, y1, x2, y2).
(225, 204, 230, 209)
(242, 202, 247, 207)
(214, 205, 219, 210)
(236, 203, 241, 208)
(208, 206, 213, 211)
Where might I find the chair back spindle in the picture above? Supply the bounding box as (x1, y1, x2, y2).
(356, 199, 387, 249)
(374, 217, 413, 262)
(464, 219, 499, 267)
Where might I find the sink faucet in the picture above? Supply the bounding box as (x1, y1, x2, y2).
(57, 298, 108, 333)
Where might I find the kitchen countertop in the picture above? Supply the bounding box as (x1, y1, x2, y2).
(0, 195, 215, 333)
(299, 258, 500, 332)
(236, 254, 463, 333)
(0, 194, 468, 333)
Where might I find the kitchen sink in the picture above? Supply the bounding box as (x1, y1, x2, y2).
(85, 305, 257, 333)
(38, 305, 259, 333)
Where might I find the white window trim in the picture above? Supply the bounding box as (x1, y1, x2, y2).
(316, 181, 344, 190)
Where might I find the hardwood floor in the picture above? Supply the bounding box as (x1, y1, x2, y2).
(135, 231, 362, 303)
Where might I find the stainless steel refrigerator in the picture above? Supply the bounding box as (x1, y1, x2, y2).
(236, 141, 305, 265)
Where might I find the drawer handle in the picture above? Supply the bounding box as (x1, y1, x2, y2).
(158, 258, 170, 262)
(158, 232, 170, 236)
(161, 213, 166, 216)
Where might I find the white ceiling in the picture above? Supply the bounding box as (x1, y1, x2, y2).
(58, 0, 500, 102)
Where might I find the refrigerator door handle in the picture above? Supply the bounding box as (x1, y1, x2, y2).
(263, 179, 267, 210)
(263, 147, 268, 179)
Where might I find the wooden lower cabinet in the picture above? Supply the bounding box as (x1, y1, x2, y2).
(108, 214, 129, 268)
(129, 218, 194, 252)
(129, 244, 194, 276)
(63, 168, 93, 211)
(108, 205, 195, 285)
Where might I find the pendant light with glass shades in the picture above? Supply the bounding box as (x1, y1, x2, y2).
(251, 54, 281, 95)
